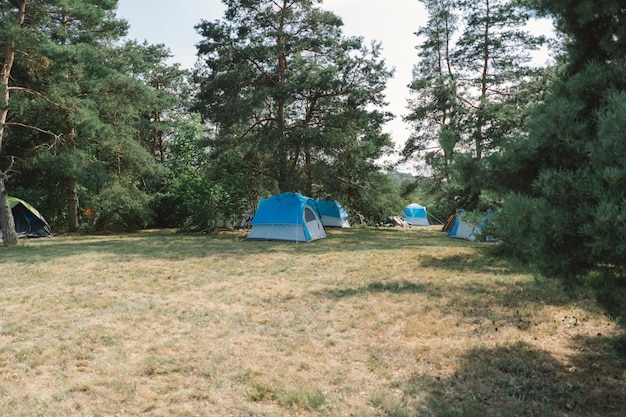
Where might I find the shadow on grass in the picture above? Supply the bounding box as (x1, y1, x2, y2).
(417, 252, 600, 319)
(0, 229, 249, 263)
(0, 226, 468, 264)
(419, 252, 514, 275)
(312, 280, 430, 299)
(387, 337, 626, 417)
(301, 252, 607, 370)
(325, 226, 456, 251)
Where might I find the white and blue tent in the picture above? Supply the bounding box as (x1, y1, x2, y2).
(401, 203, 430, 226)
(315, 199, 350, 228)
(447, 210, 495, 241)
(247, 193, 327, 242)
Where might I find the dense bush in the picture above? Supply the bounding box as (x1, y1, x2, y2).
(93, 182, 154, 231)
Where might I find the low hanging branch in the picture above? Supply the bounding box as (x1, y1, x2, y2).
(3, 121, 62, 143)
(8, 86, 72, 111)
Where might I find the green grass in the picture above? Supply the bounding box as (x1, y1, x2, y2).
(0, 226, 624, 416)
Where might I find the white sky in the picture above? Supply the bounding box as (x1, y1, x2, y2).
(115, 0, 426, 168)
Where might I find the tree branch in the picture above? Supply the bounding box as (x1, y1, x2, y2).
(8, 86, 71, 110)
(0, 156, 16, 181)
(3, 121, 62, 141)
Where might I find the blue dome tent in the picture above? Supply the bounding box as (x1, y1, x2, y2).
(447, 210, 496, 242)
(247, 193, 327, 242)
(315, 199, 350, 228)
(401, 203, 430, 226)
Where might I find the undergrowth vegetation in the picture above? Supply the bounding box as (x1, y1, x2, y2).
(0, 227, 624, 416)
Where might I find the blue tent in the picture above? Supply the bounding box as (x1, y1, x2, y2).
(247, 193, 327, 242)
(315, 199, 350, 228)
(447, 210, 495, 241)
(401, 203, 430, 226)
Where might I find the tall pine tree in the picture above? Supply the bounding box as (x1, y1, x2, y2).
(496, 0, 626, 321)
(0, 0, 26, 245)
(1, 1, 179, 234)
(405, 0, 546, 213)
(193, 0, 394, 219)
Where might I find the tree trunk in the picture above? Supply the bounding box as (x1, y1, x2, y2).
(67, 176, 78, 232)
(0, 0, 26, 246)
(275, 1, 290, 192)
(66, 126, 78, 232)
(476, 0, 490, 161)
(0, 179, 17, 245)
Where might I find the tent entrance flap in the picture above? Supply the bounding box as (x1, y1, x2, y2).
(304, 207, 325, 240)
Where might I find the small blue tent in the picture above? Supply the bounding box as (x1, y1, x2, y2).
(447, 210, 495, 241)
(247, 193, 327, 242)
(315, 199, 350, 228)
(401, 203, 430, 226)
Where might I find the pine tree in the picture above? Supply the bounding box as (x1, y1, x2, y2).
(1, 1, 178, 234)
(497, 0, 626, 320)
(0, 0, 26, 245)
(193, 0, 394, 217)
(405, 0, 547, 214)
(404, 0, 461, 183)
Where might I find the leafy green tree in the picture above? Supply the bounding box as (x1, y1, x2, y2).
(1, 0, 128, 233)
(193, 0, 394, 220)
(1, 1, 183, 233)
(403, 0, 461, 184)
(106, 41, 197, 229)
(405, 0, 547, 213)
(453, 0, 545, 159)
(495, 0, 626, 322)
(116, 40, 190, 162)
(37, 0, 128, 231)
(0, 0, 25, 245)
(155, 112, 236, 231)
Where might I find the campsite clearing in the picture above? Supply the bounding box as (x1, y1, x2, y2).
(0, 226, 624, 416)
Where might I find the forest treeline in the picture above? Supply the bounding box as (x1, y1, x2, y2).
(1, 1, 624, 325)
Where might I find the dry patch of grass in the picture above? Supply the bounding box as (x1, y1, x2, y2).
(0, 226, 624, 416)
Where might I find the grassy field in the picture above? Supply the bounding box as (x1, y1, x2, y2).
(0, 226, 624, 416)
